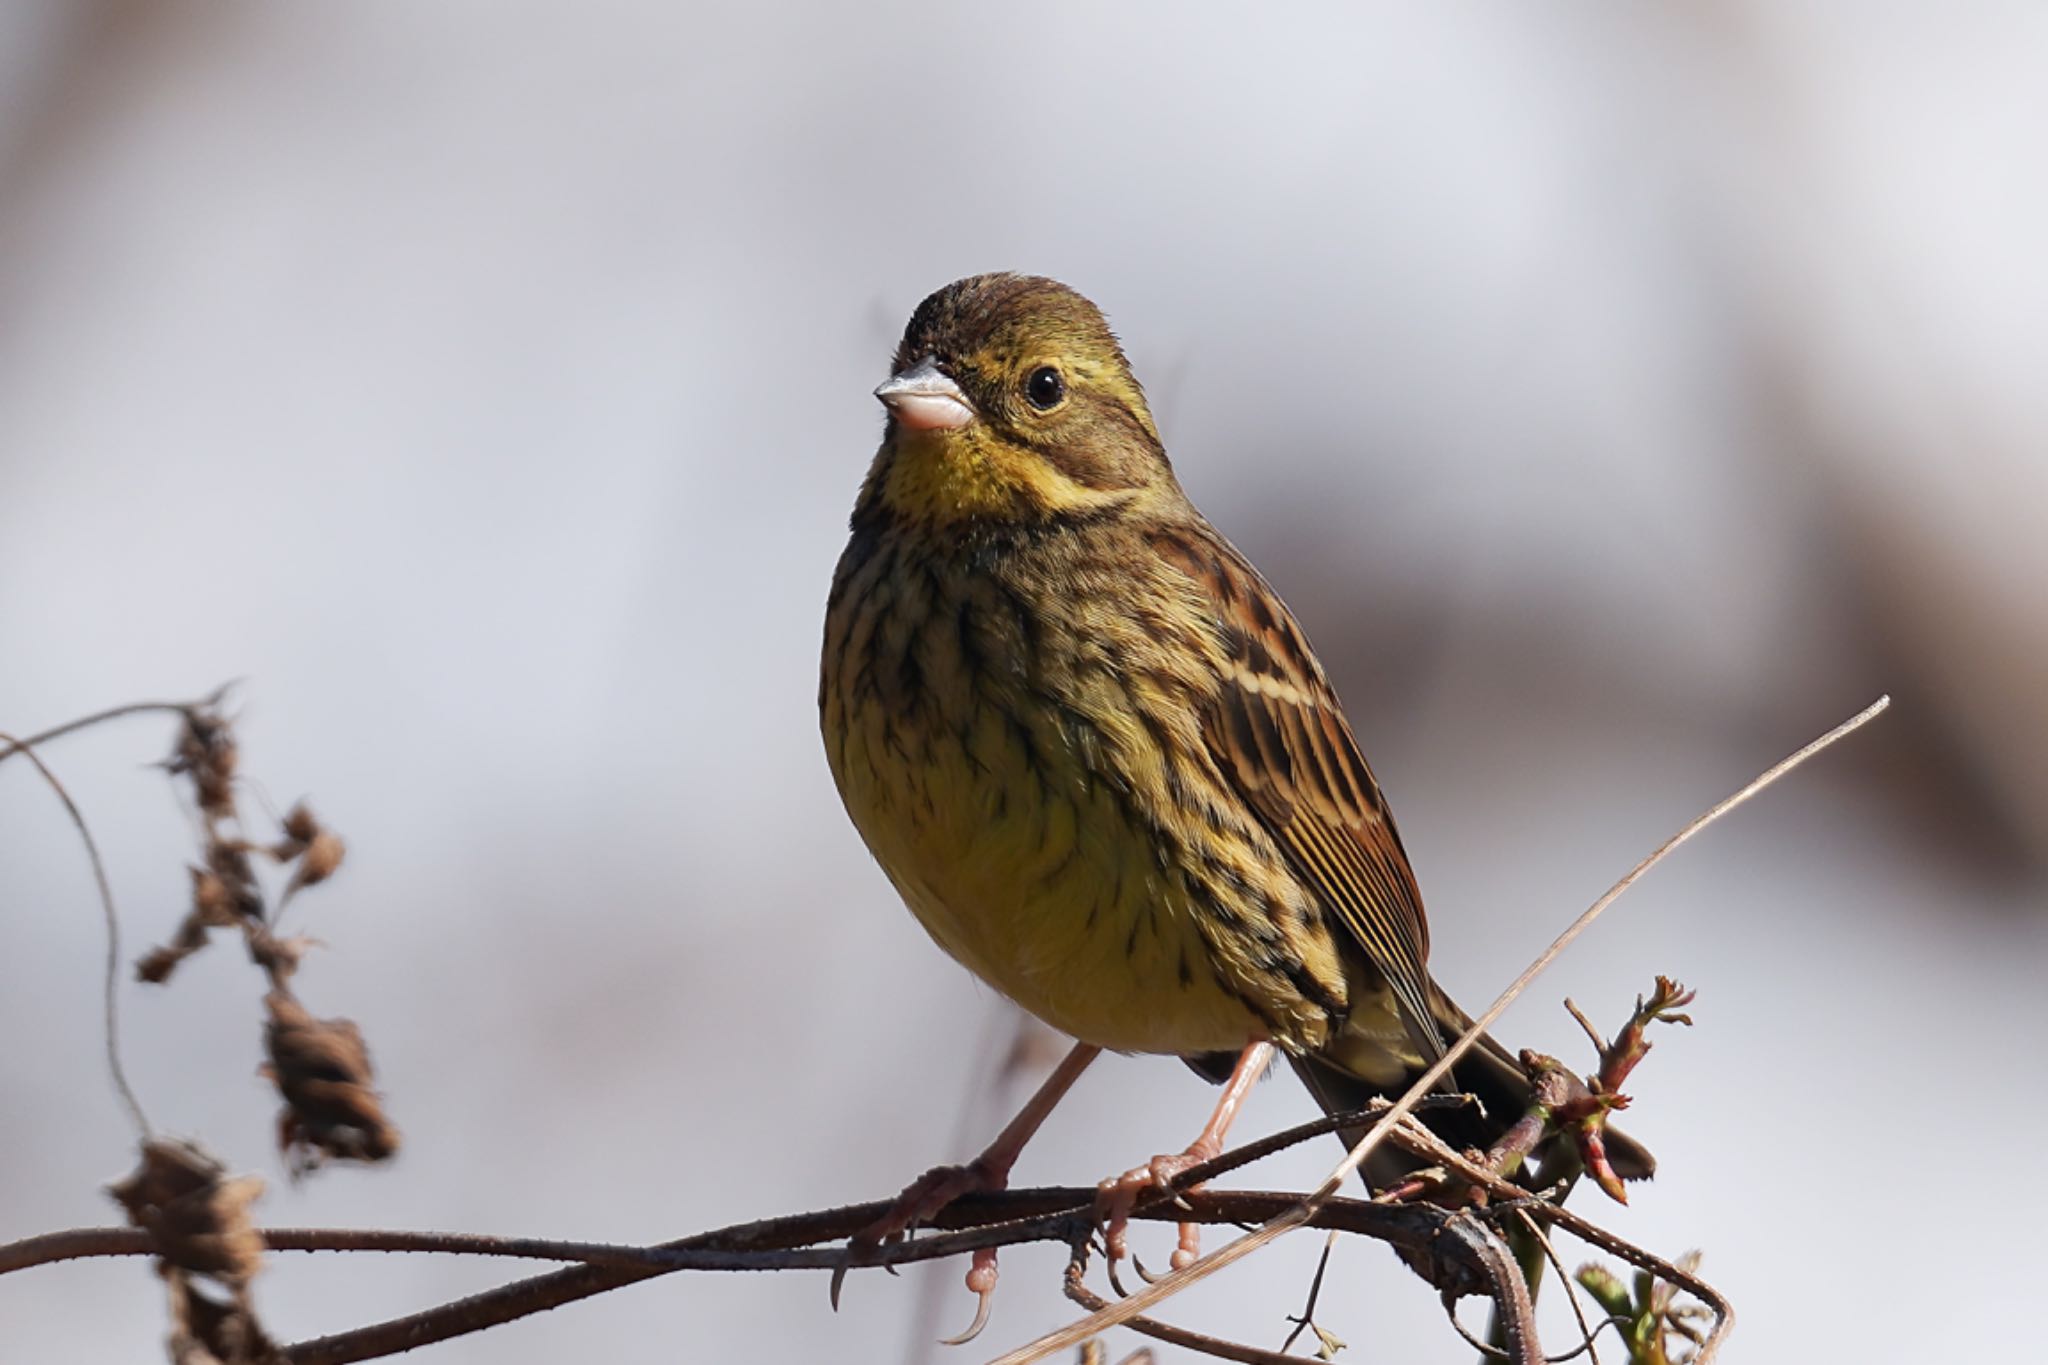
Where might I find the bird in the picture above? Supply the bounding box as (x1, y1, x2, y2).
(819, 273, 1651, 1336)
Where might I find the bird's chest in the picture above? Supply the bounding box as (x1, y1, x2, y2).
(821, 543, 1261, 1054)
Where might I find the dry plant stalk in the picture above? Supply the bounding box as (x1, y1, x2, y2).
(136, 699, 399, 1175)
(3, 690, 399, 1362)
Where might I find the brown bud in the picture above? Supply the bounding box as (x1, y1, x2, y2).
(296, 830, 345, 888)
(137, 914, 212, 983)
(280, 802, 320, 849)
(1576, 1122, 1629, 1206)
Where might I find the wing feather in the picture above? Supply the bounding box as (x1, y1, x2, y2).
(1167, 531, 1442, 1059)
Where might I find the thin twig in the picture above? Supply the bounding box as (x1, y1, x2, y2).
(0, 730, 151, 1137)
(0, 689, 230, 767)
(1444, 1300, 1621, 1364)
(988, 696, 1884, 1364)
(1066, 1252, 1326, 1365)
(1562, 999, 1607, 1055)
(1519, 1207, 1601, 1365)
(1276, 1230, 1339, 1357)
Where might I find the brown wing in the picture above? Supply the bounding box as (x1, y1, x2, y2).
(1157, 529, 1443, 1060)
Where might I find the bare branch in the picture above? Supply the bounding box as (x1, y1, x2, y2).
(0, 1183, 1488, 1365)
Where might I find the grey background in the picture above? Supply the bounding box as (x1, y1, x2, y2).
(3, 3, 2044, 1361)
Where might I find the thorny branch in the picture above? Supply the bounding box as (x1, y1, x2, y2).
(0, 1196, 1477, 1362)
(0, 1172, 1556, 1364)
(0, 1092, 1720, 1365)
(2, 690, 1885, 1364)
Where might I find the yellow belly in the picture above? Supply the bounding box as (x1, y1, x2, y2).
(832, 684, 1266, 1055)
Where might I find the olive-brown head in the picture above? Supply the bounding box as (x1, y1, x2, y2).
(857, 274, 1172, 528)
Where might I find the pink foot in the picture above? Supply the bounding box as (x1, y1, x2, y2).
(1095, 1142, 1218, 1273)
(832, 1158, 1006, 1343)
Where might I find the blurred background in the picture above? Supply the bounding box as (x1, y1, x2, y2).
(3, 3, 2044, 1360)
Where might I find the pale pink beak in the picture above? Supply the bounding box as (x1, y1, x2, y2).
(875, 356, 975, 432)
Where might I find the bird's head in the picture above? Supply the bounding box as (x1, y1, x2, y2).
(860, 274, 1170, 528)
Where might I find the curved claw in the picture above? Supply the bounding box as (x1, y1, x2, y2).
(831, 1229, 892, 1310)
(938, 1284, 995, 1346)
(1105, 1254, 1135, 1300)
(829, 1239, 876, 1311)
(938, 1248, 1000, 1346)
(1096, 1185, 1136, 1266)
(1130, 1227, 1203, 1285)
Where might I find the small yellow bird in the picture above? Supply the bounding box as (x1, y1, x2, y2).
(820, 274, 1649, 1329)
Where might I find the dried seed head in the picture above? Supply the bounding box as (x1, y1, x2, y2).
(204, 842, 264, 922)
(272, 803, 345, 888)
(189, 867, 239, 927)
(246, 928, 321, 983)
(168, 710, 239, 820)
(262, 991, 400, 1174)
(137, 915, 211, 983)
(140, 855, 266, 983)
(296, 830, 345, 888)
(107, 1139, 266, 1286)
(168, 1279, 282, 1365)
(279, 802, 320, 849)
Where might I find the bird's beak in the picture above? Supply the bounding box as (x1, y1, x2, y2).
(875, 356, 975, 432)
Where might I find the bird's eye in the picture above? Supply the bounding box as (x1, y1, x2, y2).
(1024, 365, 1065, 410)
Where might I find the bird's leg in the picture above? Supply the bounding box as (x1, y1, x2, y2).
(832, 1040, 1101, 1343)
(1097, 1040, 1272, 1273)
